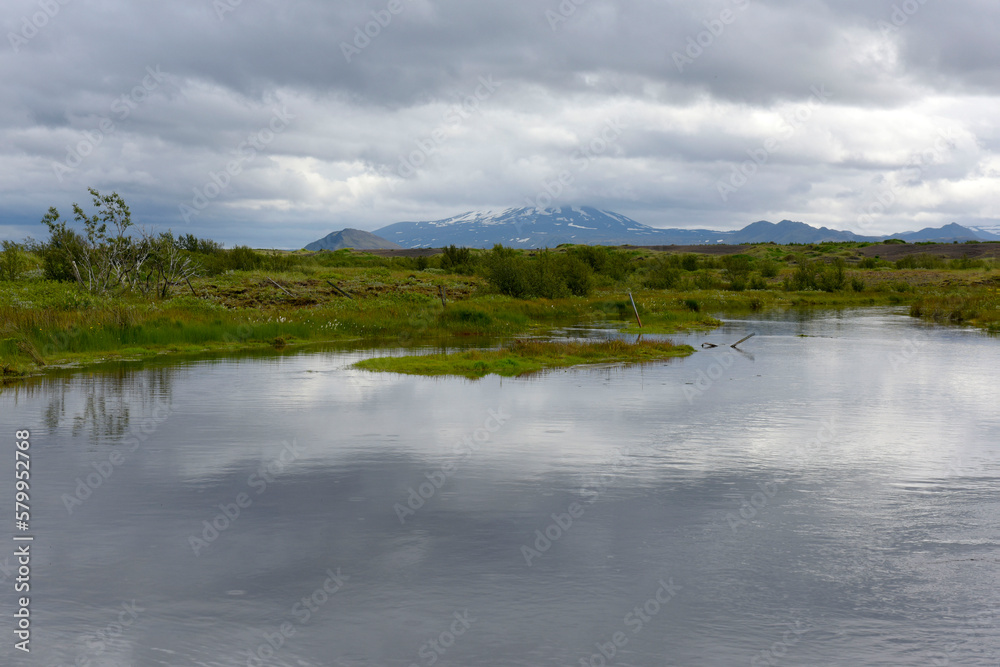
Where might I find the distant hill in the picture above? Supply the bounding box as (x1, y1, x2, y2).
(374, 206, 679, 248)
(891, 222, 993, 243)
(370, 206, 992, 248)
(304, 228, 400, 251)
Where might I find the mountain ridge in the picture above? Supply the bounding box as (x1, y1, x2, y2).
(363, 207, 994, 248)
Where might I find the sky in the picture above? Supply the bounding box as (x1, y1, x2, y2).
(2, 0, 999, 248)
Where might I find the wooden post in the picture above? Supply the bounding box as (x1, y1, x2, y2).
(628, 291, 643, 328)
(185, 277, 199, 297)
(267, 277, 294, 297)
(326, 281, 354, 300)
(731, 333, 755, 348)
(439, 285, 447, 308)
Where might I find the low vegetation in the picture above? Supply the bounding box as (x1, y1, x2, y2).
(2, 190, 998, 380)
(353, 338, 695, 379)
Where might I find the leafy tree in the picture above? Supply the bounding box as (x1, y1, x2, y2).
(145, 231, 200, 298)
(40, 189, 149, 293)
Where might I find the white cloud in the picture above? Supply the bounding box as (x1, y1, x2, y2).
(1, 0, 998, 246)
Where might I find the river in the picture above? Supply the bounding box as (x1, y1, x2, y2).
(1, 307, 997, 666)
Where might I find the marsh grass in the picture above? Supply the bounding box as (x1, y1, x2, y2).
(910, 288, 1000, 330)
(4, 242, 999, 377)
(353, 338, 695, 379)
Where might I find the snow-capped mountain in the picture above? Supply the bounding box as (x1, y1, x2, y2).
(368, 206, 994, 248)
(373, 206, 717, 248)
(967, 225, 1000, 241)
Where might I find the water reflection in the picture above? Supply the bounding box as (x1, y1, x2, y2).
(0, 308, 997, 666)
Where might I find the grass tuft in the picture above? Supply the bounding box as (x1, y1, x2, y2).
(354, 338, 695, 379)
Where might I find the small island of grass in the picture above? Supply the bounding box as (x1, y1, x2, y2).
(353, 338, 695, 379)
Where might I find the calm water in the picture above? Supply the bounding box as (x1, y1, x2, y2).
(1, 308, 998, 666)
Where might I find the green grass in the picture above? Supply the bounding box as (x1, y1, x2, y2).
(3, 241, 999, 379)
(353, 338, 695, 379)
(909, 287, 1000, 331)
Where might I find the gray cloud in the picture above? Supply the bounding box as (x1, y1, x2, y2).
(1, 0, 998, 247)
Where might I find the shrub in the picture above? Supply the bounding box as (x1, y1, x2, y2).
(440, 245, 477, 274)
(680, 254, 700, 271)
(721, 254, 752, 282)
(693, 271, 721, 290)
(786, 256, 846, 291)
(643, 257, 681, 289)
(0, 241, 28, 281)
(560, 255, 594, 296)
(950, 255, 985, 270)
(817, 258, 847, 292)
(858, 257, 880, 269)
(757, 258, 779, 278)
(483, 246, 593, 298)
(568, 246, 637, 281)
(895, 253, 945, 270)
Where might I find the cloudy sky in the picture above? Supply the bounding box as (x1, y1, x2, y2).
(2, 0, 998, 248)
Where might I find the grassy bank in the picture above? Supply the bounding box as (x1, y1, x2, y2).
(353, 338, 695, 379)
(3, 240, 998, 380)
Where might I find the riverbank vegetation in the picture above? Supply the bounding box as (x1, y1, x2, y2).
(354, 338, 695, 379)
(2, 191, 998, 379)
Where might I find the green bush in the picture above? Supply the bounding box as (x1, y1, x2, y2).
(560, 255, 595, 296)
(642, 257, 681, 289)
(950, 255, 985, 270)
(693, 270, 722, 290)
(568, 246, 636, 280)
(0, 241, 29, 281)
(483, 246, 593, 298)
(757, 258, 779, 278)
(680, 254, 700, 271)
(721, 254, 752, 282)
(440, 245, 477, 274)
(198, 246, 296, 275)
(895, 253, 945, 270)
(786, 256, 846, 291)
